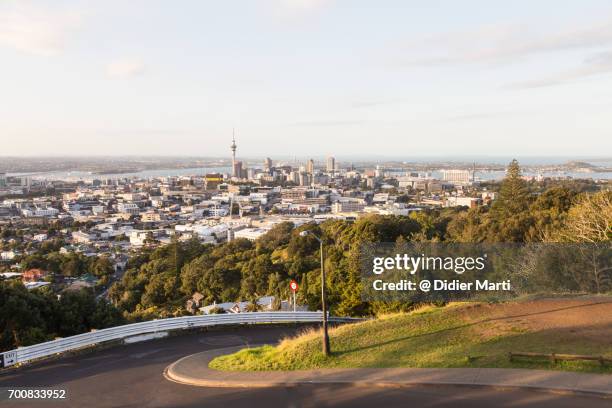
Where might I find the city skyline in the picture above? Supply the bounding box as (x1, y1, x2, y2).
(2, 0, 612, 156)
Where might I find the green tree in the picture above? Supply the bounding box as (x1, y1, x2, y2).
(491, 159, 530, 219)
(92, 256, 114, 278)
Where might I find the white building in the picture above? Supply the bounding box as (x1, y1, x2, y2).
(208, 207, 229, 217)
(372, 193, 390, 204)
(91, 205, 105, 215)
(363, 205, 420, 216)
(72, 231, 97, 244)
(445, 196, 481, 208)
(331, 199, 365, 214)
(176, 223, 229, 241)
(481, 191, 498, 201)
(130, 230, 166, 246)
(21, 207, 59, 217)
(441, 169, 472, 184)
(233, 227, 270, 241)
(118, 203, 140, 215)
(33, 233, 48, 242)
(0, 251, 17, 260)
(249, 192, 269, 205)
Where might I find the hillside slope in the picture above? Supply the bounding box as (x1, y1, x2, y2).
(210, 297, 612, 373)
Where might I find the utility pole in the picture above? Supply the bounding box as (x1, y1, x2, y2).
(299, 230, 330, 356)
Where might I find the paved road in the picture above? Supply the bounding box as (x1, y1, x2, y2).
(0, 325, 609, 408)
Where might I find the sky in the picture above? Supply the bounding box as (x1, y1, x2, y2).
(1, 0, 612, 158)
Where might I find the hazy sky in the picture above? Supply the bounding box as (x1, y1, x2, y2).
(1, 0, 612, 157)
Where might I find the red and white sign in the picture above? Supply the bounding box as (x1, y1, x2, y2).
(290, 280, 298, 292)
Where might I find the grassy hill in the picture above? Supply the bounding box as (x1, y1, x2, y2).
(210, 297, 612, 373)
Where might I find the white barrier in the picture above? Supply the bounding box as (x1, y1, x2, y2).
(0, 312, 355, 368)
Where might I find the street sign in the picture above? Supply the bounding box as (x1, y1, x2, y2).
(0, 351, 17, 368)
(289, 280, 298, 312)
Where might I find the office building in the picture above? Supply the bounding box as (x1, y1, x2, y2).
(233, 161, 243, 179)
(264, 157, 272, 173)
(299, 172, 312, 187)
(326, 156, 335, 174)
(307, 159, 315, 175)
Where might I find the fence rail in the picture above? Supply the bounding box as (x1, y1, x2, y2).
(508, 351, 612, 366)
(0, 312, 355, 368)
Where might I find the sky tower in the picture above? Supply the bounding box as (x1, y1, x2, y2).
(230, 129, 237, 177)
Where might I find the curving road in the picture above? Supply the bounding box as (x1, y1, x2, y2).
(0, 325, 608, 408)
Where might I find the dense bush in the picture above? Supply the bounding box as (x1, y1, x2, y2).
(0, 280, 124, 352)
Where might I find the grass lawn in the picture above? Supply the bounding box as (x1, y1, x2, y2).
(209, 299, 612, 373)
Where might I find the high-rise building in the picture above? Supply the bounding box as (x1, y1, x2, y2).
(299, 172, 312, 187)
(233, 161, 244, 179)
(326, 156, 335, 175)
(375, 165, 384, 178)
(264, 157, 272, 173)
(247, 168, 256, 180)
(306, 159, 315, 175)
(0, 172, 6, 187)
(289, 171, 300, 184)
(20, 176, 31, 190)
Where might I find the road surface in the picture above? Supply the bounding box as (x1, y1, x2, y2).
(0, 325, 608, 408)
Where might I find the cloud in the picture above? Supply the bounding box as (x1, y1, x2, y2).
(404, 18, 612, 66)
(268, 0, 332, 20)
(350, 98, 406, 108)
(106, 58, 146, 79)
(0, 2, 82, 56)
(508, 50, 612, 89)
(445, 111, 523, 122)
(287, 119, 367, 127)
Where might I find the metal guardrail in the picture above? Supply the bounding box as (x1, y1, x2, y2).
(0, 312, 356, 368)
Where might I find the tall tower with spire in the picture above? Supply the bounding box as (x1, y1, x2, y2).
(230, 129, 237, 177)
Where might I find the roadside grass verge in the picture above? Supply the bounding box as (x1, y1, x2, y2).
(209, 301, 612, 373)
